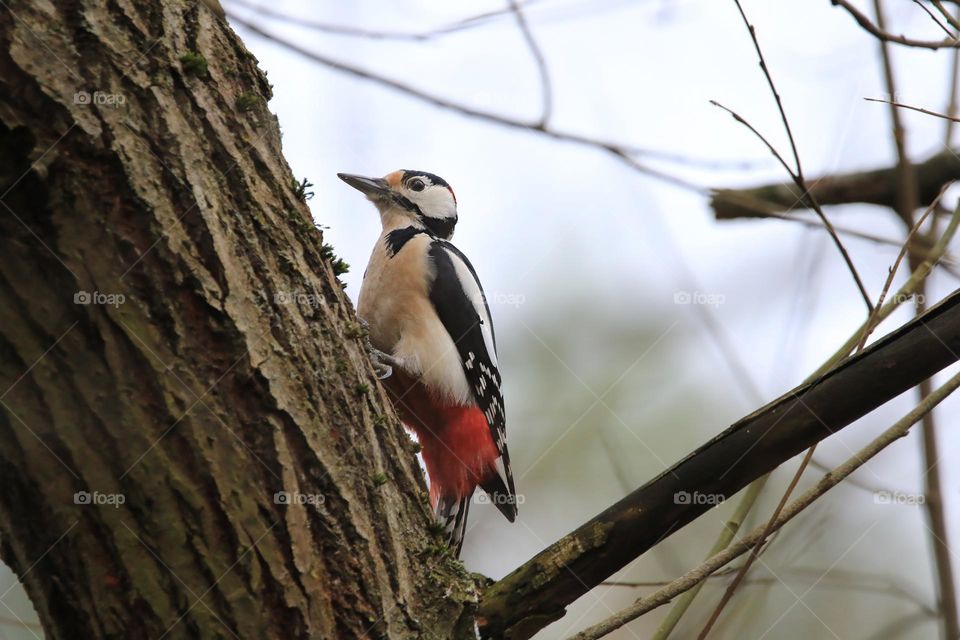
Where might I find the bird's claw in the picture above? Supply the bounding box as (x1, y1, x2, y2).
(359, 319, 398, 380)
(369, 348, 395, 380)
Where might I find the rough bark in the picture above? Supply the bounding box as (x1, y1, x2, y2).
(0, 2, 476, 638)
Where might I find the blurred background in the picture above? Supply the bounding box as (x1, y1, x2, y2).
(5, 1, 960, 638)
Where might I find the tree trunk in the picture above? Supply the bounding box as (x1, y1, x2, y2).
(0, 2, 476, 638)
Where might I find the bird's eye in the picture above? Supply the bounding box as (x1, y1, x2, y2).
(409, 178, 425, 192)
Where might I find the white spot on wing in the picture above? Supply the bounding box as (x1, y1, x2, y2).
(446, 248, 498, 366)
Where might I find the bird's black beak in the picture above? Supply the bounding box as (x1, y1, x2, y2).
(337, 173, 390, 199)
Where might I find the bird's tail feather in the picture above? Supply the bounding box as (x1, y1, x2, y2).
(480, 467, 518, 522)
(435, 494, 471, 557)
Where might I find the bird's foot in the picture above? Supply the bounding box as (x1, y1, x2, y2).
(358, 319, 400, 380)
(369, 347, 400, 380)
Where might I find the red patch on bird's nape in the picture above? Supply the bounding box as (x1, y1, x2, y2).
(446, 186, 457, 204)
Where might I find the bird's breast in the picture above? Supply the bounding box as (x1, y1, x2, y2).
(358, 233, 471, 404)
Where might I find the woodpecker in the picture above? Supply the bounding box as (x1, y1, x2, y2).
(338, 169, 517, 555)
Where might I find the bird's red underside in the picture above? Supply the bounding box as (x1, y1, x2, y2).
(382, 370, 499, 506)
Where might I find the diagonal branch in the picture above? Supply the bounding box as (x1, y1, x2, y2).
(226, 13, 708, 192)
(568, 364, 960, 640)
(478, 283, 960, 638)
(915, 0, 957, 37)
(933, 0, 960, 32)
(508, 0, 553, 126)
(721, 0, 873, 313)
(225, 0, 546, 41)
(866, 96, 960, 123)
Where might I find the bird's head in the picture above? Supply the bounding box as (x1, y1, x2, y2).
(338, 169, 458, 239)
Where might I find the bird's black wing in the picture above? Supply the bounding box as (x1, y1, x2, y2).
(427, 240, 517, 521)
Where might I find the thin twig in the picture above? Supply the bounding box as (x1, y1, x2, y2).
(871, 3, 960, 633)
(808, 457, 900, 494)
(720, 2, 875, 314)
(228, 13, 711, 192)
(679, 12, 882, 628)
(770, 211, 957, 269)
(912, 238, 960, 640)
(227, 12, 765, 173)
(225, 0, 545, 41)
(856, 185, 949, 351)
(651, 477, 768, 639)
(933, 0, 960, 31)
(918, 371, 960, 640)
(697, 184, 947, 639)
(709, 101, 795, 176)
(832, 0, 960, 49)
(914, 0, 956, 37)
(567, 365, 960, 640)
(873, 0, 921, 227)
(946, 10, 960, 144)
(607, 566, 938, 612)
(865, 97, 960, 123)
(508, 0, 553, 126)
(815, 204, 960, 378)
(696, 446, 817, 639)
(646, 196, 959, 640)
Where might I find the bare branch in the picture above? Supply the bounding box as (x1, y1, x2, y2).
(858, 185, 949, 351)
(482, 300, 960, 636)
(709, 150, 960, 219)
(720, 1, 874, 313)
(699, 185, 948, 639)
(832, 0, 960, 49)
(508, 0, 553, 126)
(866, 96, 960, 123)
(479, 204, 960, 639)
(873, 1, 921, 225)
(696, 444, 817, 639)
(915, 0, 956, 37)
(710, 101, 795, 177)
(651, 477, 768, 639)
(934, 0, 960, 31)
(609, 566, 937, 613)
(870, 2, 960, 633)
(946, 16, 960, 143)
(227, 13, 708, 192)
(568, 364, 960, 640)
(224, 0, 545, 41)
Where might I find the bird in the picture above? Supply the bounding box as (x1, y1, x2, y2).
(338, 169, 517, 556)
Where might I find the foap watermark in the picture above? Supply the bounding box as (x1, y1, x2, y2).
(74, 490, 126, 508)
(274, 491, 325, 507)
(272, 290, 326, 308)
(673, 290, 725, 307)
(73, 90, 126, 108)
(474, 492, 525, 507)
(674, 490, 725, 506)
(874, 490, 925, 506)
(889, 292, 925, 308)
(483, 291, 526, 308)
(74, 290, 125, 307)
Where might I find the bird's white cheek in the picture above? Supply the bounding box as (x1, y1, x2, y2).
(414, 190, 456, 219)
